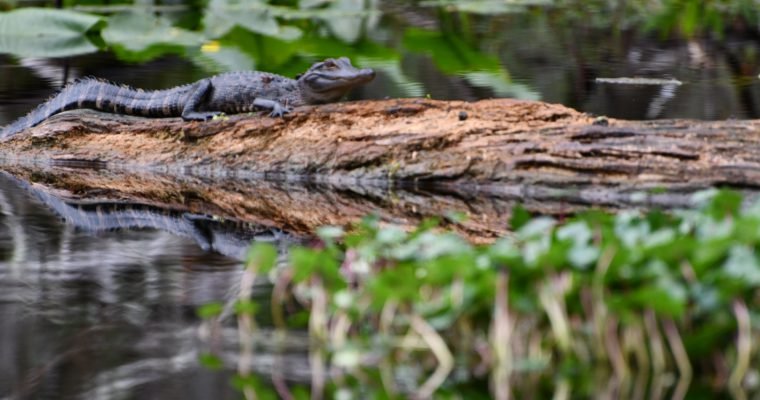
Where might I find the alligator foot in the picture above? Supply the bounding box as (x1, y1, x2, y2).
(269, 103, 291, 118)
(253, 98, 290, 118)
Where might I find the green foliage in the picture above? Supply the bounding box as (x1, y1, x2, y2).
(198, 353, 224, 370)
(0, 8, 104, 57)
(646, 0, 759, 38)
(196, 301, 224, 319)
(206, 189, 760, 397)
(203, 0, 302, 40)
(231, 374, 278, 399)
(246, 242, 278, 273)
(102, 11, 204, 56)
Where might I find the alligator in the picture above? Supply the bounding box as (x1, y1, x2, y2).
(1, 57, 375, 138)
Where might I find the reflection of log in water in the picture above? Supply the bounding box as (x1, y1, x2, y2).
(3, 163, 759, 244)
(0, 166, 514, 241)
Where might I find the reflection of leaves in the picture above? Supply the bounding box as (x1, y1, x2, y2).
(645, 0, 749, 38)
(0, 8, 103, 58)
(403, 28, 538, 99)
(203, 0, 301, 41)
(304, 0, 378, 43)
(216, 27, 304, 74)
(102, 12, 204, 53)
(404, 28, 502, 74)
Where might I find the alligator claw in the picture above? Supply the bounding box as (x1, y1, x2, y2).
(269, 105, 291, 118)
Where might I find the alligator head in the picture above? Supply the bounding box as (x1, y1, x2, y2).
(297, 57, 375, 104)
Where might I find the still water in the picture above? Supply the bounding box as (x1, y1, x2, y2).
(1, 1, 760, 398)
(0, 172, 245, 398)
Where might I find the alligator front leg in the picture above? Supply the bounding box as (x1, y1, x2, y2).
(253, 98, 291, 117)
(182, 80, 223, 121)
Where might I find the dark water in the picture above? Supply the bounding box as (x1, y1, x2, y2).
(0, 172, 246, 398)
(1, 2, 760, 398)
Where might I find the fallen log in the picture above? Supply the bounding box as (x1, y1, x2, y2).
(1, 98, 760, 212)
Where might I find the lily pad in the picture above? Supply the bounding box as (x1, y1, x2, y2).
(0, 8, 103, 58)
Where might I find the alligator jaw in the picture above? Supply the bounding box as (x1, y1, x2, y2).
(298, 58, 376, 103)
(329, 68, 376, 90)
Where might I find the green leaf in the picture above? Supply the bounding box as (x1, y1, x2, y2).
(556, 221, 592, 246)
(198, 353, 224, 370)
(234, 299, 259, 315)
(246, 242, 278, 273)
(696, 189, 742, 219)
(203, 0, 302, 40)
(692, 237, 731, 272)
(488, 238, 521, 267)
(289, 247, 317, 282)
(567, 245, 600, 269)
(619, 278, 687, 317)
(517, 217, 556, 240)
(722, 245, 760, 285)
(102, 12, 204, 54)
(376, 225, 407, 245)
(680, 0, 700, 37)
(197, 302, 224, 319)
(0, 8, 103, 58)
(230, 374, 277, 399)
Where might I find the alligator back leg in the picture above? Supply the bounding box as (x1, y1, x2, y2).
(181, 80, 223, 121)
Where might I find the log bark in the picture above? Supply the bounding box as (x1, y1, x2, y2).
(1, 98, 760, 231)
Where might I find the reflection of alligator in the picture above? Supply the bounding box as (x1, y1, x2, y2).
(1, 57, 375, 138)
(3, 173, 292, 260)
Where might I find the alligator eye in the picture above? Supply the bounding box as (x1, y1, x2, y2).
(323, 60, 337, 69)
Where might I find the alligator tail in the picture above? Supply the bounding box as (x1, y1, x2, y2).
(1, 78, 188, 139)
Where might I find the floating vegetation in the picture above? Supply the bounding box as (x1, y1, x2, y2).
(595, 77, 684, 86)
(199, 189, 760, 398)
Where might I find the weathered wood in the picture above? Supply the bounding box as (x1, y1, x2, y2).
(1, 98, 760, 210)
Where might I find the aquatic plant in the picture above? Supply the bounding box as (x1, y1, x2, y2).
(199, 189, 760, 398)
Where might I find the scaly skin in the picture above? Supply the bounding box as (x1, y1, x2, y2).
(1, 57, 375, 138)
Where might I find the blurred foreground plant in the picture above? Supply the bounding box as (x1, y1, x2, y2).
(202, 189, 760, 399)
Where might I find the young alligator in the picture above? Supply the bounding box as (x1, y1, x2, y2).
(1, 57, 375, 138)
